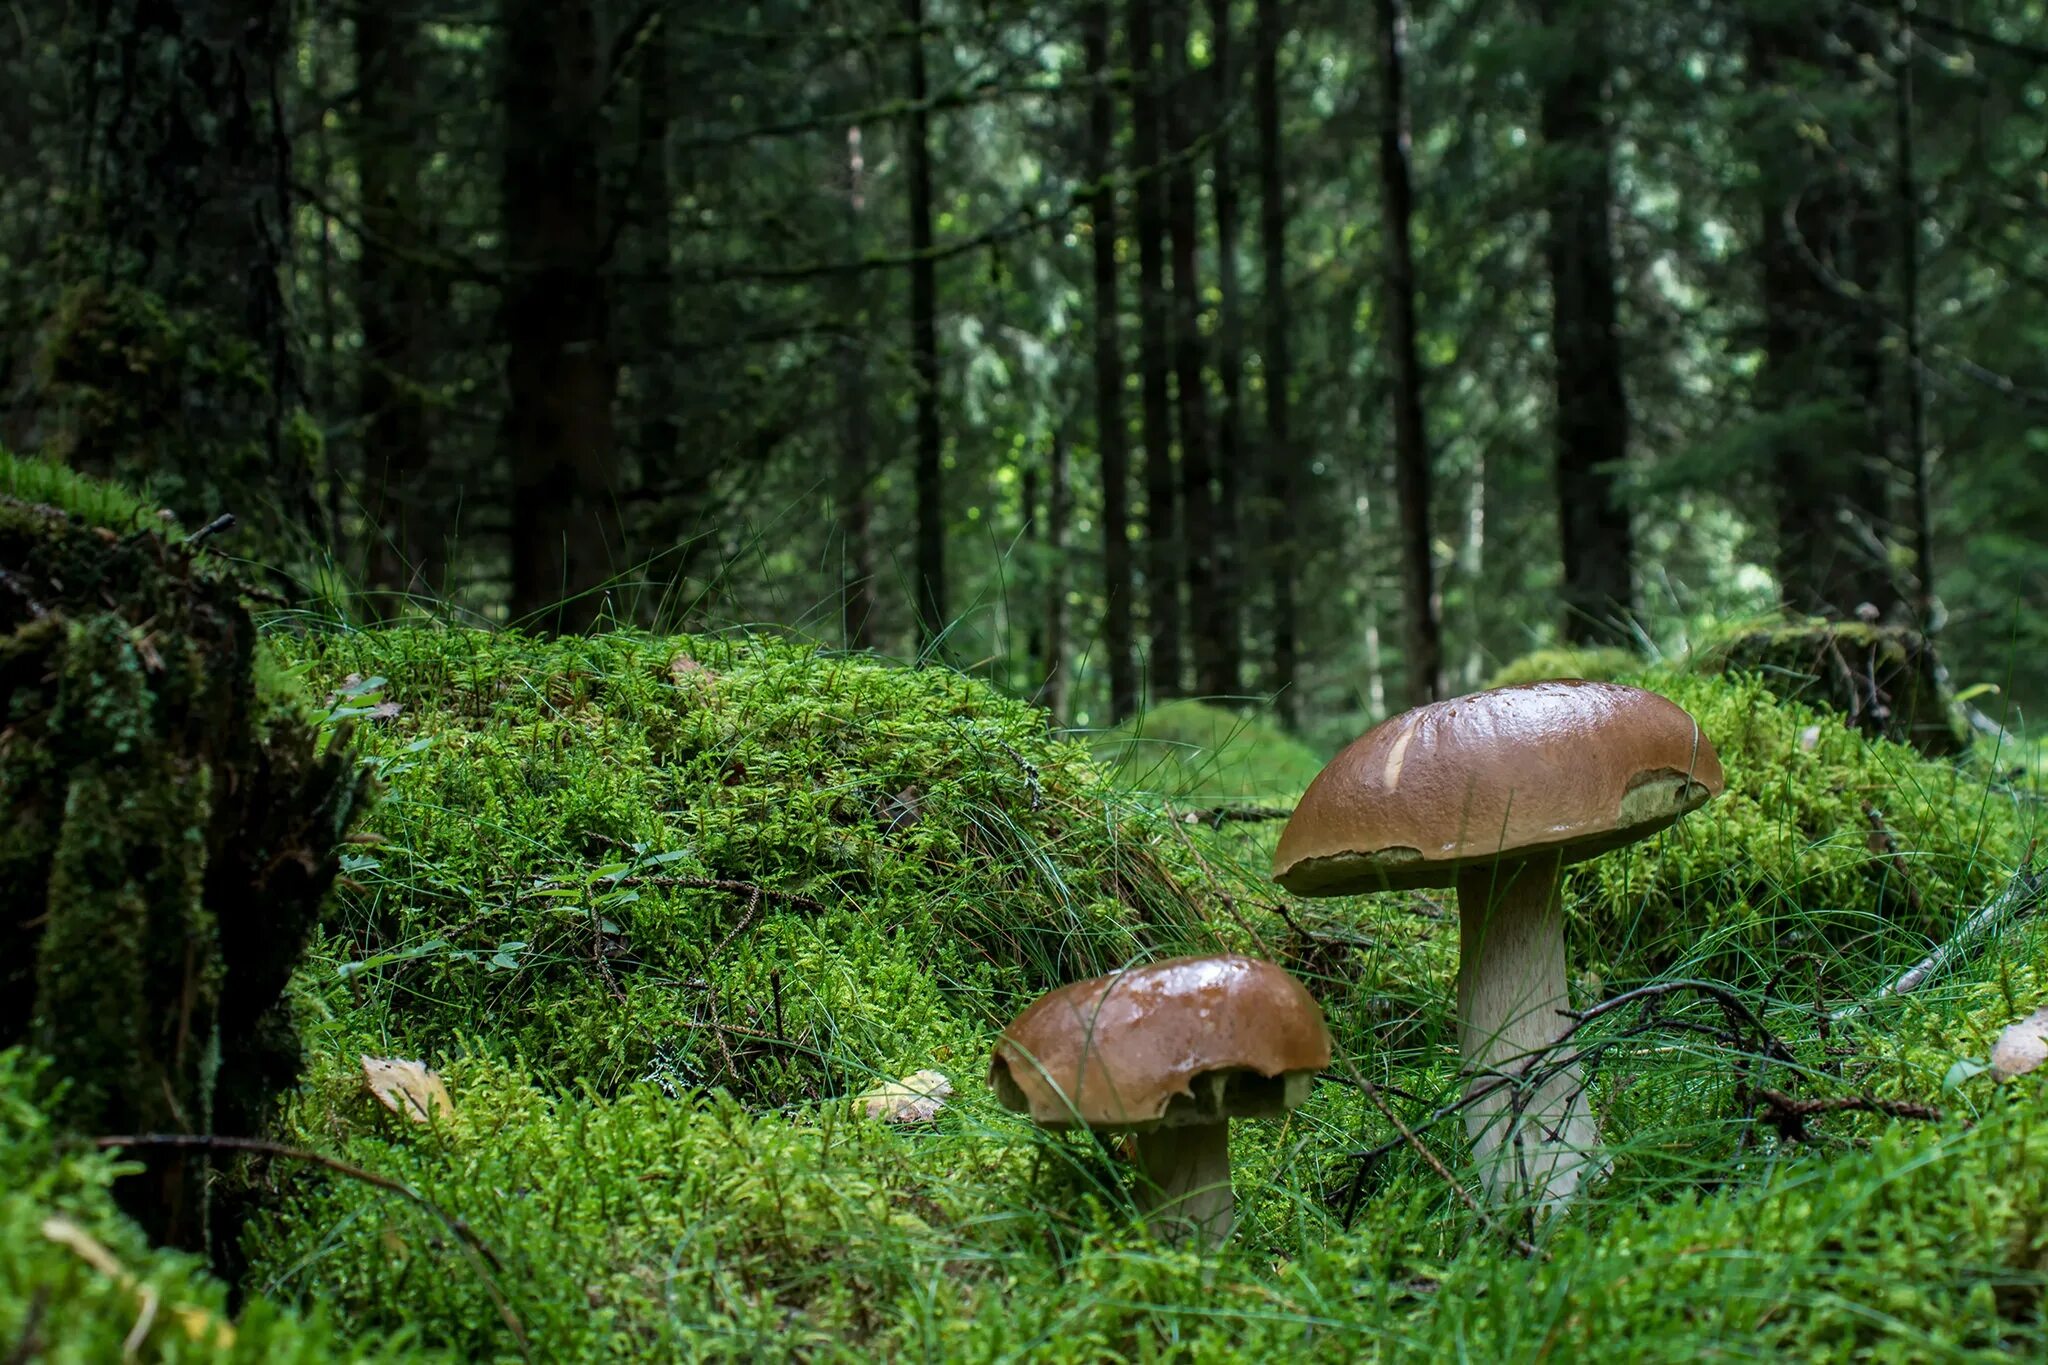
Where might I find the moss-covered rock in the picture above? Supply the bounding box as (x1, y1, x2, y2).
(1702, 615, 1969, 756)
(0, 451, 373, 1259)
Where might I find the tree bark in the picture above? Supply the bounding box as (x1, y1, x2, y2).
(906, 0, 947, 652)
(356, 5, 441, 604)
(1087, 0, 1139, 722)
(1131, 0, 1183, 698)
(838, 123, 877, 649)
(1893, 2, 1934, 629)
(634, 12, 680, 546)
(1208, 0, 1247, 698)
(74, 0, 301, 528)
(1538, 0, 1635, 647)
(1255, 0, 1299, 727)
(1042, 427, 1071, 719)
(503, 0, 621, 632)
(1162, 2, 1227, 699)
(1373, 0, 1443, 704)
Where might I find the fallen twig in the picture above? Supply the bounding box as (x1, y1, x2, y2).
(1832, 855, 2044, 1022)
(1753, 1088, 1943, 1142)
(90, 1133, 528, 1359)
(2, 1287, 48, 1365)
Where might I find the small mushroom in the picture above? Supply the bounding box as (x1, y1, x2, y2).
(988, 954, 1330, 1249)
(1273, 679, 1724, 1216)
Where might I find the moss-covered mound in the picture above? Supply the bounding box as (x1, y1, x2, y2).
(1563, 665, 2025, 981)
(1089, 699, 1327, 804)
(0, 451, 372, 1256)
(280, 627, 1224, 1099)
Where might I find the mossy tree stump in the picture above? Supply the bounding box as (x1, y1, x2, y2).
(0, 467, 372, 1265)
(1704, 617, 1969, 757)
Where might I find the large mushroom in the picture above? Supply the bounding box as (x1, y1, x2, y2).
(988, 954, 1330, 1248)
(1272, 679, 1724, 1215)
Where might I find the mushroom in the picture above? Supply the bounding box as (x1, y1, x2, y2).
(1272, 679, 1724, 1215)
(988, 953, 1331, 1248)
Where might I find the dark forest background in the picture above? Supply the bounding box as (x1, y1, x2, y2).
(2, 0, 2043, 750)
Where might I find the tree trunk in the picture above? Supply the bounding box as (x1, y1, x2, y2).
(356, 5, 441, 604)
(1087, 0, 1139, 722)
(1162, 2, 1227, 698)
(906, 0, 947, 652)
(1042, 428, 1071, 719)
(1748, 7, 1898, 621)
(838, 123, 877, 649)
(1255, 0, 1299, 727)
(1893, 2, 1934, 630)
(73, 0, 300, 529)
(1131, 0, 1183, 698)
(635, 12, 680, 562)
(503, 0, 620, 632)
(1373, 0, 1443, 704)
(1208, 0, 1247, 699)
(1538, 0, 1635, 647)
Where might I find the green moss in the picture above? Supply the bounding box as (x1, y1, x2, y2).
(278, 627, 1221, 1097)
(0, 1049, 428, 1363)
(1484, 645, 1640, 690)
(1089, 699, 1328, 804)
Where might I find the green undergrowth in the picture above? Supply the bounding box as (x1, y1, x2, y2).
(0, 1050, 426, 1363)
(1087, 699, 1329, 805)
(276, 626, 1232, 1101)
(130, 624, 2048, 1357)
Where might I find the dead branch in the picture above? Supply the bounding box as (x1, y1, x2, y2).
(1175, 805, 1294, 826)
(1753, 1088, 1943, 1143)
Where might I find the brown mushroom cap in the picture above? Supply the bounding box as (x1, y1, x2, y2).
(988, 955, 1332, 1130)
(1273, 679, 1725, 896)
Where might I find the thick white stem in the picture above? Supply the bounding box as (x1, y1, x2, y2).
(1456, 855, 1601, 1217)
(1130, 1121, 1233, 1248)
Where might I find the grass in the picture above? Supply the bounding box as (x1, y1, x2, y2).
(6, 613, 2048, 1360)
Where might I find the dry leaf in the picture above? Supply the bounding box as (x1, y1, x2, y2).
(1798, 725, 1822, 752)
(40, 1216, 235, 1356)
(857, 1069, 952, 1123)
(1992, 1007, 2048, 1081)
(668, 654, 716, 685)
(362, 1055, 455, 1122)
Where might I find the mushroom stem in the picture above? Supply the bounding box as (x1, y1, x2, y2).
(1130, 1121, 1233, 1248)
(1455, 853, 1599, 1216)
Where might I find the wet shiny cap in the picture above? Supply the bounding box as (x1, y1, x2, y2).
(1273, 679, 1725, 896)
(988, 954, 1331, 1130)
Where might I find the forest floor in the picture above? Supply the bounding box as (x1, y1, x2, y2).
(6, 619, 2048, 1361)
